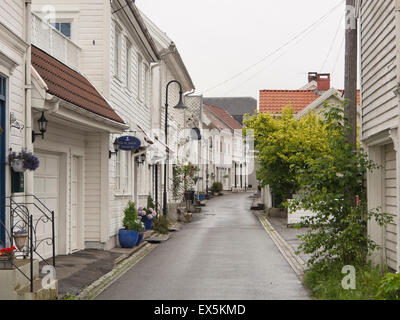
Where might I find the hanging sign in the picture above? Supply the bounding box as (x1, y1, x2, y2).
(117, 136, 141, 151)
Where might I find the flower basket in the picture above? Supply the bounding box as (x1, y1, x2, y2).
(11, 159, 26, 173)
(8, 150, 40, 172)
(13, 232, 28, 251)
(0, 256, 14, 270)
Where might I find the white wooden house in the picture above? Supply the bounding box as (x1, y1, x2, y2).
(359, 0, 400, 271)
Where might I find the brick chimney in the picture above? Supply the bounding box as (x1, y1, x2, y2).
(317, 73, 331, 91)
(308, 72, 318, 83)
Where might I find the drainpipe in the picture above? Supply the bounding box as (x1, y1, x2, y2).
(24, 0, 33, 196)
(395, 0, 400, 272)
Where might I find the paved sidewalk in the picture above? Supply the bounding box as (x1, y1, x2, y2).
(267, 216, 311, 264)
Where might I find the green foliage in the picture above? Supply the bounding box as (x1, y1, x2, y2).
(244, 107, 329, 205)
(304, 261, 384, 300)
(211, 182, 223, 193)
(122, 201, 144, 232)
(288, 103, 392, 267)
(152, 215, 170, 235)
(61, 293, 78, 300)
(377, 273, 400, 300)
(170, 162, 200, 201)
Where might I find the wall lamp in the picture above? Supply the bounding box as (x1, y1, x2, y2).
(32, 112, 48, 143)
(109, 138, 120, 159)
(136, 153, 146, 164)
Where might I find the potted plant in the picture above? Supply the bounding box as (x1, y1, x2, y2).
(0, 246, 17, 270)
(211, 182, 223, 196)
(13, 228, 28, 251)
(118, 201, 144, 248)
(138, 206, 156, 231)
(8, 150, 40, 172)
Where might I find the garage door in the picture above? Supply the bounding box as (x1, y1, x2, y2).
(34, 153, 59, 259)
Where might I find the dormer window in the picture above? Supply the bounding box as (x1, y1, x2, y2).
(50, 22, 71, 39)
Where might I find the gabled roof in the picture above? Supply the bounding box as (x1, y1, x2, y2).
(204, 104, 243, 130)
(203, 97, 257, 116)
(31, 45, 125, 124)
(259, 90, 320, 114)
(259, 89, 361, 115)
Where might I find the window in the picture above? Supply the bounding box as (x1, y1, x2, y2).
(115, 151, 130, 194)
(137, 54, 143, 101)
(144, 65, 149, 106)
(126, 39, 132, 89)
(114, 25, 121, 78)
(50, 22, 71, 39)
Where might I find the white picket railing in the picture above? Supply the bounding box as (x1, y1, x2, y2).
(31, 12, 80, 70)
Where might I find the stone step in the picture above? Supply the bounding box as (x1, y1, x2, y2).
(16, 278, 58, 300)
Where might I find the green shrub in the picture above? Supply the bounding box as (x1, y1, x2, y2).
(211, 182, 223, 193)
(152, 215, 170, 235)
(377, 273, 400, 300)
(122, 201, 144, 232)
(304, 261, 383, 300)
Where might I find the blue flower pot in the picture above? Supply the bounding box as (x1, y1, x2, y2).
(142, 217, 153, 231)
(136, 233, 144, 246)
(118, 229, 139, 248)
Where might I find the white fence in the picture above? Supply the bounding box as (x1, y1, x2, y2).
(31, 12, 80, 70)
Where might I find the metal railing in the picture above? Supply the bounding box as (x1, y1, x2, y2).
(0, 194, 55, 293)
(31, 12, 80, 70)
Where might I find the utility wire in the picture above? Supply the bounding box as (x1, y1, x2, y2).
(331, 33, 345, 78)
(320, 14, 344, 72)
(222, 6, 342, 96)
(202, 0, 345, 94)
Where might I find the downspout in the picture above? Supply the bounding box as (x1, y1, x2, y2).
(24, 0, 33, 195)
(394, 0, 400, 272)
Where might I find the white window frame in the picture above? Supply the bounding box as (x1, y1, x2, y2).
(50, 21, 72, 39)
(137, 54, 143, 101)
(115, 151, 131, 195)
(144, 64, 150, 107)
(125, 38, 132, 90)
(114, 24, 122, 79)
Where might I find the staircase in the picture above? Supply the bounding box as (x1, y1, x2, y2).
(0, 259, 57, 300)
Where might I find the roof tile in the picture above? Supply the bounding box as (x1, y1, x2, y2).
(32, 45, 125, 124)
(204, 104, 243, 130)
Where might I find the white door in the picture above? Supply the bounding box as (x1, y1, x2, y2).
(34, 153, 59, 259)
(71, 156, 80, 252)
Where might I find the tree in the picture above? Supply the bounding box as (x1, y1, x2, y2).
(244, 106, 329, 206)
(288, 104, 392, 267)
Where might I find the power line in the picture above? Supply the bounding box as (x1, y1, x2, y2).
(223, 17, 325, 96)
(202, 0, 345, 94)
(331, 33, 345, 78)
(320, 14, 344, 72)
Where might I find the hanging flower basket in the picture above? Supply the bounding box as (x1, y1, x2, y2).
(11, 159, 26, 172)
(8, 150, 40, 172)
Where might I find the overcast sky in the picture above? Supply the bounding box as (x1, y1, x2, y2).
(138, 0, 346, 100)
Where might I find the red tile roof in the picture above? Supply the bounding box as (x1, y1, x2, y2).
(338, 90, 361, 106)
(31, 45, 125, 124)
(204, 104, 243, 130)
(259, 90, 320, 114)
(260, 89, 361, 115)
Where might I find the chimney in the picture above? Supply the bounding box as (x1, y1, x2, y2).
(308, 72, 318, 83)
(317, 73, 331, 91)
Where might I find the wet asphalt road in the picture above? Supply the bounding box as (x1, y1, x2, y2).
(96, 192, 310, 300)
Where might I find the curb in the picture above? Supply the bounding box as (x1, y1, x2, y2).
(258, 214, 307, 281)
(77, 242, 158, 300)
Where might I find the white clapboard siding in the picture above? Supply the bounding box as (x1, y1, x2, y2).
(385, 143, 398, 270)
(360, 0, 398, 140)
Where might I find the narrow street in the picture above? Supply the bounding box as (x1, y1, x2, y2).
(96, 193, 310, 300)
